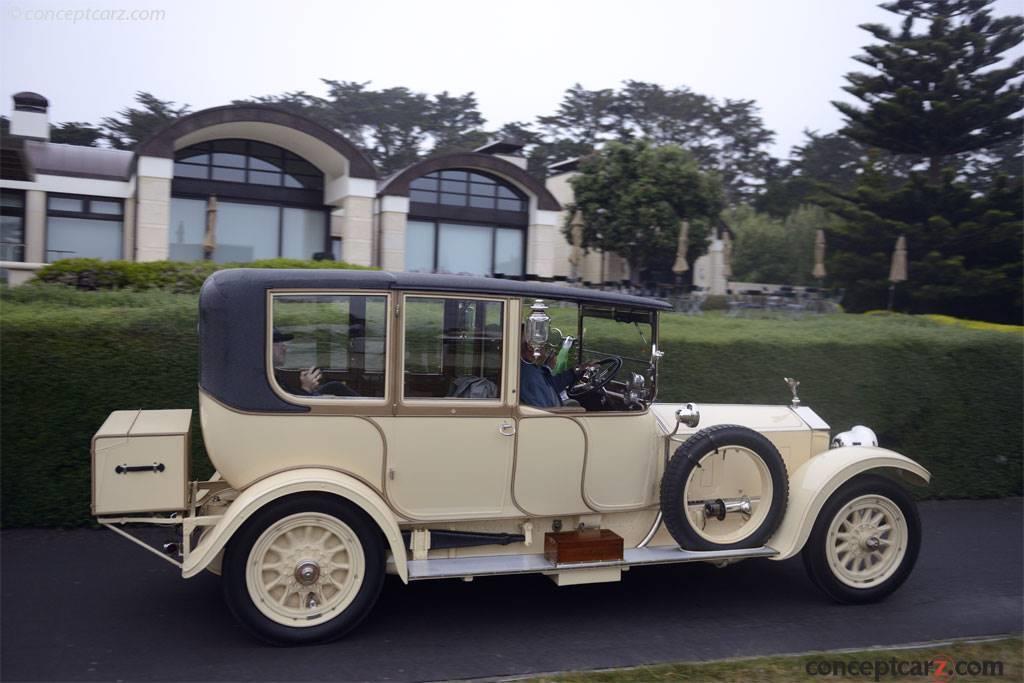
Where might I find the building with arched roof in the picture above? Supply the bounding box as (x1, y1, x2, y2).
(0, 92, 640, 286)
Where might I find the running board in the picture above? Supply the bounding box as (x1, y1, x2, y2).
(406, 544, 777, 581)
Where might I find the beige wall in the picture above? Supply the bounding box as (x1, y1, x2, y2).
(544, 169, 630, 284)
(525, 209, 558, 279)
(545, 172, 575, 280)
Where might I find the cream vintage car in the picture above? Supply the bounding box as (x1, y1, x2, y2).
(91, 269, 930, 645)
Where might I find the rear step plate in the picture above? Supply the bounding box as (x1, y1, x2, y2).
(407, 544, 777, 581)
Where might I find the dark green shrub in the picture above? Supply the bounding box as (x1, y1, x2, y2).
(34, 258, 374, 294)
(1, 286, 1020, 527)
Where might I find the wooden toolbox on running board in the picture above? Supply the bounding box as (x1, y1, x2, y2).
(544, 529, 624, 564)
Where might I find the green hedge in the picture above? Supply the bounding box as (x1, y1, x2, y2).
(1, 285, 1020, 527)
(33, 257, 374, 294)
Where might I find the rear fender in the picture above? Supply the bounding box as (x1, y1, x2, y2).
(768, 446, 930, 560)
(182, 468, 408, 582)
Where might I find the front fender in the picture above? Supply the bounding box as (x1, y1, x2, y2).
(768, 446, 930, 560)
(183, 468, 408, 582)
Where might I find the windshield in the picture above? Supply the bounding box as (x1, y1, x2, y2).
(578, 305, 658, 403)
(522, 299, 658, 411)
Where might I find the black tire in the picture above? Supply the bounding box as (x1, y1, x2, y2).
(222, 493, 386, 645)
(802, 474, 921, 604)
(660, 424, 788, 551)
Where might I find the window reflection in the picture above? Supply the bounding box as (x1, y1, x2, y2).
(45, 195, 123, 262)
(409, 170, 527, 213)
(403, 297, 504, 400)
(169, 198, 327, 262)
(272, 294, 389, 399)
(405, 169, 528, 276)
(173, 139, 323, 191)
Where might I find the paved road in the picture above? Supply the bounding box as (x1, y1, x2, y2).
(2, 499, 1021, 682)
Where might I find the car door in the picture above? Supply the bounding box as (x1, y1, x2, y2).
(379, 293, 520, 521)
(513, 302, 661, 515)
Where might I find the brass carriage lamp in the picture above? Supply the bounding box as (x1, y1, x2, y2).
(525, 299, 551, 363)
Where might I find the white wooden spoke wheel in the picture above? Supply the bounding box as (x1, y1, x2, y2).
(683, 445, 773, 546)
(245, 512, 366, 627)
(825, 494, 908, 589)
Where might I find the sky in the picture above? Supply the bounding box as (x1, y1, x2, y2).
(1, 0, 1022, 159)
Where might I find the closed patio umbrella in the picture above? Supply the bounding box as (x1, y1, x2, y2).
(672, 219, 690, 275)
(569, 210, 584, 281)
(721, 230, 733, 280)
(203, 195, 218, 261)
(887, 234, 907, 310)
(812, 229, 827, 280)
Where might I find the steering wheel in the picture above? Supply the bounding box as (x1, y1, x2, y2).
(567, 356, 623, 399)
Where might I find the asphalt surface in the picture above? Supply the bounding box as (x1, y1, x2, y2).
(1, 498, 1021, 682)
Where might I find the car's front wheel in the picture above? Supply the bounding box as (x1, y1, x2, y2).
(802, 474, 921, 604)
(222, 493, 385, 645)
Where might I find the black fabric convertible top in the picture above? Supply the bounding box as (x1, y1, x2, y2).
(199, 269, 669, 413)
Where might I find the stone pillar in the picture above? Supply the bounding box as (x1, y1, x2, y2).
(340, 195, 374, 267)
(526, 209, 559, 279)
(23, 190, 45, 263)
(134, 156, 173, 262)
(329, 210, 344, 240)
(378, 196, 408, 272)
(121, 193, 136, 261)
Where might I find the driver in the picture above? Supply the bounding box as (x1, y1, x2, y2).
(519, 334, 592, 409)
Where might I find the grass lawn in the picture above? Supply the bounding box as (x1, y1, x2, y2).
(523, 636, 1023, 682)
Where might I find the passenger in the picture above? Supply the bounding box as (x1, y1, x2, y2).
(272, 330, 322, 395)
(273, 329, 361, 397)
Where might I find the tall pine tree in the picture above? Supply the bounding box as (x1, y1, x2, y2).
(834, 0, 1023, 184)
(821, 0, 1023, 323)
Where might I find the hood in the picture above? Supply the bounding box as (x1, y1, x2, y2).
(652, 402, 823, 437)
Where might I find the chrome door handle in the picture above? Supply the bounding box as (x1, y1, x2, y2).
(499, 421, 516, 436)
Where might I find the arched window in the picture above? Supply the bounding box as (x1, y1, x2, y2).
(409, 170, 526, 212)
(169, 139, 329, 263)
(174, 139, 323, 190)
(406, 169, 528, 277)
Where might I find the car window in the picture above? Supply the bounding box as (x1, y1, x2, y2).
(403, 296, 504, 400)
(271, 294, 388, 399)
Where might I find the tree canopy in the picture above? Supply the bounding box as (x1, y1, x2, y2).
(566, 140, 723, 283)
(728, 205, 841, 287)
(100, 92, 191, 150)
(239, 81, 489, 174)
(50, 122, 103, 147)
(526, 81, 775, 203)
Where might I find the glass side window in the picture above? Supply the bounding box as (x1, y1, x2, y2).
(1, 190, 25, 262)
(45, 195, 123, 262)
(271, 294, 388, 399)
(403, 297, 504, 400)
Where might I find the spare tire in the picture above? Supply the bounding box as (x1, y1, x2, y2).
(660, 424, 788, 551)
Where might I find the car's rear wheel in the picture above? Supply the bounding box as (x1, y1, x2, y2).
(802, 474, 921, 604)
(222, 493, 385, 645)
(660, 424, 788, 551)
